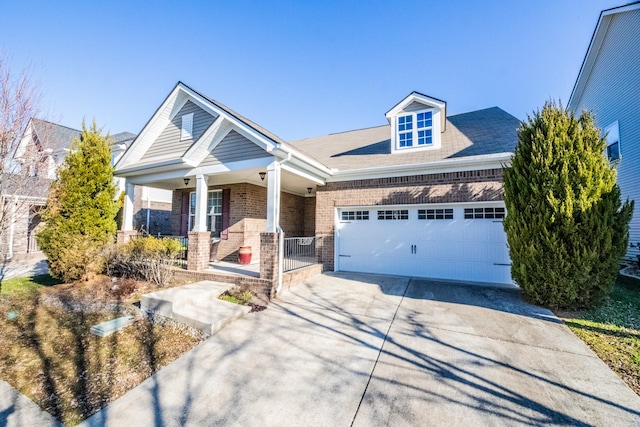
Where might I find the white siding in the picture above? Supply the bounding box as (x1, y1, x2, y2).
(572, 10, 640, 257)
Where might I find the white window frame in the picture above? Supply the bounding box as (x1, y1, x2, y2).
(395, 109, 435, 151)
(181, 113, 194, 141)
(604, 121, 621, 163)
(189, 189, 222, 235)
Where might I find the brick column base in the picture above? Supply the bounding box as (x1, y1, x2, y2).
(116, 230, 139, 244)
(187, 231, 211, 271)
(260, 232, 280, 298)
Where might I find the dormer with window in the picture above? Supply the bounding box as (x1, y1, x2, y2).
(386, 92, 446, 154)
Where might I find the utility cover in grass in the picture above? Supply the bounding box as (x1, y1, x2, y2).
(90, 315, 136, 337)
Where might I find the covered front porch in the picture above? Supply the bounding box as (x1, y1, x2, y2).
(113, 82, 331, 297)
(118, 161, 324, 296)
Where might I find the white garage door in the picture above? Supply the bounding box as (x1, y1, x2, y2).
(336, 205, 512, 285)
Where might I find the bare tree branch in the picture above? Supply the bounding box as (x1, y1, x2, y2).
(0, 51, 44, 260)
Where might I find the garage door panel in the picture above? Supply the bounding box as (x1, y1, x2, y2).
(337, 206, 513, 285)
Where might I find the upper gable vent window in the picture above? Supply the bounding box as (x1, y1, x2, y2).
(397, 111, 433, 149)
(181, 113, 194, 141)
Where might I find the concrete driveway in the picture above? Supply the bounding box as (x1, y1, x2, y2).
(81, 272, 640, 426)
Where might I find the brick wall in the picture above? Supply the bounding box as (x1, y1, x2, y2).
(260, 232, 279, 298)
(315, 168, 505, 270)
(170, 183, 309, 264)
(280, 191, 305, 237)
(304, 196, 316, 237)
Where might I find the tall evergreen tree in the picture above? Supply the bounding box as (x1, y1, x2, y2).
(37, 121, 118, 281)
(503, 102, 633, 309)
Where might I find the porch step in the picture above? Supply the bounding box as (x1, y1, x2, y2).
(141, 281, 251, 336)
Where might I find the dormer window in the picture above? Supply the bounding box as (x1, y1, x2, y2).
(398, 111, 433, 148)
(386, 92, 445, 154)
(398, 115, 413, 147)
(181, 113, 194, 141)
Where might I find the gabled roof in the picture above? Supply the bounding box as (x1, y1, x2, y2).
(289, 107, 520, 171)
(31, 118, 80, 152)
(111, 132, 137, 146)
(385, 91, 447, 131)
(117, 82, 289, 170)
(568, 1, 640, 110)
(115, 82, 332, 180)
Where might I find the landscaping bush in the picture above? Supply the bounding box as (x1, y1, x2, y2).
(503, 102, 633, 309)
(37, 122, 118, 282)
(104, 237, 181, 287)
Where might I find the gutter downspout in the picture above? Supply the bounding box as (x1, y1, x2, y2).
(146, 192, 151, 233)
(275, 152, 292, 294)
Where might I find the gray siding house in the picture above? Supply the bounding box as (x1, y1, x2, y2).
(568, 1, 640, 260)
(0, 119, 171, 261)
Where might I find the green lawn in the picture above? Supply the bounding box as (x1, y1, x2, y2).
(558, 279, 640, 395)
(0, 274, 62, 294)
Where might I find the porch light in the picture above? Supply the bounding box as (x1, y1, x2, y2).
(183, 178, 190, 186)
(259, 171, 266, 181)
(307, 187, 312, 194)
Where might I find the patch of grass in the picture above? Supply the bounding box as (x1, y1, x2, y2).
(0, 274, 62, 294)
(0, 276, 205, 425)
(219, 289, 254, 305)
(557, 281, 640, 395)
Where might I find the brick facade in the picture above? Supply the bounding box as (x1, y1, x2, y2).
(171, 183, 309, 264)
(187, 231, 212, 271)
(304, 196, 316, 237)
(315, 168, 505, 270)
(260, 232, 279, 298)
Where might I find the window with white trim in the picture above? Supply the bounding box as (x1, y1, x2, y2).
(181, 113, 194, 141)
(377, 210, 409, 220)
(397, 110, 433, 149)
(604, 121, 621, 162)
(464, 207, 505, 219)
(189, 190, 223, 236)
(341, 211, 369, 221)
(418, 208, 453, 220)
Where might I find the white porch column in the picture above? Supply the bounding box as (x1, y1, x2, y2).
(266, 161, 281, 232)
(122, 182, 135, 231)
(193, 174, 209, 232)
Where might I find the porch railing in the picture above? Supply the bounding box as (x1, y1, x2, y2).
(160, 235, 188, 269)
(283, 236, 319, 272)
(27, 233, 41, 253)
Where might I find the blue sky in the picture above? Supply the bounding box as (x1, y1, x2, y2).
(0, 0, 623, 141)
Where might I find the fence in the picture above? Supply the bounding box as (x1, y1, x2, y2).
(283, 236, 319, 272)
(27, 233, 41, 253)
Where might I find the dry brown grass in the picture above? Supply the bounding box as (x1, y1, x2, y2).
(0, 276, 204, 425)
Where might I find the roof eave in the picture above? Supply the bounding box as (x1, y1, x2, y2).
(327, 153, 512, 182)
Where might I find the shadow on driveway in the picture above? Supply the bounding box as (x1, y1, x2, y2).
(80, 272, 640, 427)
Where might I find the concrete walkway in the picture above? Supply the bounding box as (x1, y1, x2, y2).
(0, 380, 61, 427)
(78, 272, 640, 426)
(0, 256, 49, 281)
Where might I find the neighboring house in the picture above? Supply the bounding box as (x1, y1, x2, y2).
(0, 119, 171, 261)
(115, 82, 519, 294)
(568, 1, 640, 260)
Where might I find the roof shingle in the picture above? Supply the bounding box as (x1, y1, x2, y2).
(288, 107, 520, 170)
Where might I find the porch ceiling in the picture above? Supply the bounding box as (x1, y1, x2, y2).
(131, 166, 319, 197)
